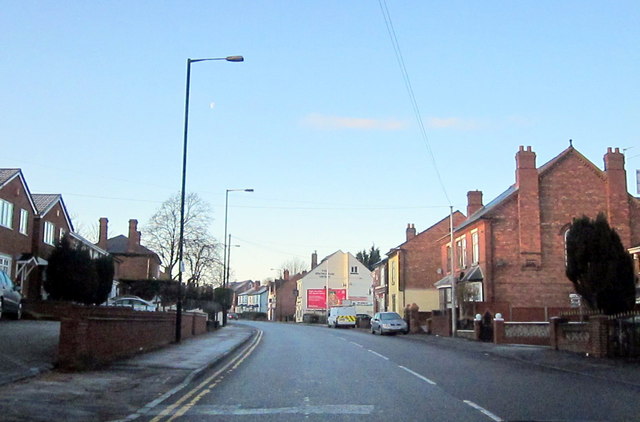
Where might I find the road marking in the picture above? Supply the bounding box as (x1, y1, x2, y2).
(171, 404, 374, 415)
(463, 400, 503, 422)
(398, 366, 437, 385)
(367, 350, 389, 360)
(349, 341, 363, 348)
(147, 330, 263, 422)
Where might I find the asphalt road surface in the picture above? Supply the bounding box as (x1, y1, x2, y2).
(143, 321, 640, 422)
(0, 320, 59, 385)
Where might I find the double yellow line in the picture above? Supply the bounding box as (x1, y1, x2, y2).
(150, 330, 263, 422)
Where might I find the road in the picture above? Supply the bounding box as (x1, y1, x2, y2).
(0, 319, 59, 385)
(143, 321, 640, 422)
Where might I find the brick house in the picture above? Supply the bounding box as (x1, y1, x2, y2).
(436, 145, 640, 321)
(97, 218, 161, 281)
(272, 269, 305, 322)
(385, 216, 465, 315)
(1, 169, 107, 300)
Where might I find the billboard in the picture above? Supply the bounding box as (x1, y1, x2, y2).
(307, 288, 347, 309)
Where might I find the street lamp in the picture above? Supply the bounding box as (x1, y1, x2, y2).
(222, 188, 254, 288)
(176, 55, 244, 343)
(221, 188, 253, 327)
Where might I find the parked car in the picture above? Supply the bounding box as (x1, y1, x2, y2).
(228, 312, 238, 320)
(0, 270, 22, 319)
(370, 311, 408, 335)
(327, 305, 357, 328)
(109, 296, 157, 311)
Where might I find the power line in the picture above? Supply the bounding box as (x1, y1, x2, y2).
(378, 0, 451, 206)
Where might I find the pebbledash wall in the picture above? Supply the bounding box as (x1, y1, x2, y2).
(52, 304, 207, 370)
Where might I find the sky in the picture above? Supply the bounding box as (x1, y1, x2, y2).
(2, 1, 639, 283)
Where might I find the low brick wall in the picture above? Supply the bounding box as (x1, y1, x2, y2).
(550, 316, 609, 357)
(428, 313, 451, 336)
(57, 306, 208, 369)
(493, 319, 550, 346)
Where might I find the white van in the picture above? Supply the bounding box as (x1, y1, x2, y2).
(327, 306, 357, 328)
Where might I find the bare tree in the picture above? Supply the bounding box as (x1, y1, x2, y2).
(279, 257, 308, 276)
(144, 192, 220, 284)
(185, 236, 222, 286)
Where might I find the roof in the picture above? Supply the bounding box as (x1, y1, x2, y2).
(238, 286, 268, 296)
(387, 213, 464, 255)
(0, 169, 37, 213)
(31, 193, 74, 232)
(0, 169, 21, 186)
(106, 235, 160, 262)
(456, 146, 608, 232)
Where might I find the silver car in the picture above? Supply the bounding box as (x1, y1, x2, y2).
(0, 270, 22, 319)
(109, 296, 158, 311)
(370, 311, 408, 335)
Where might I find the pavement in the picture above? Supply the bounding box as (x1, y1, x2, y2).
(0, 323, 257, 422)
(0, 322, 639, 422)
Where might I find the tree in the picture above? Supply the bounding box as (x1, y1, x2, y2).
(565, 213, 636, 315)
(279, 257, 308, 276)
(44, 236, 114, 305)
(93, 255, 114, 304)
(144, 192, 221, 285)
(355, 245, 381, 271)
(213, 287, 234, 312)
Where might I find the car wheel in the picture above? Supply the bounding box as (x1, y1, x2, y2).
(0, 299, 3, 320)
(370, 326, 375, 334)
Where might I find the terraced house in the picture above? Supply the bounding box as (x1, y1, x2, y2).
(436, 145, 640, 321)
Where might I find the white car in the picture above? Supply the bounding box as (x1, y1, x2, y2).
(109, 296, 157, 311)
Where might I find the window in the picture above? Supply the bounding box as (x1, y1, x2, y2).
(44, 221, 56, 245)
(19, 209, 28, 235)
(456, 236, 467, 268)
(350, 266, 359, 274)
(0, 254, 11, 275)
(471, 231, 479, 264)
(0, 199, 13, 229)
(59, 228, 65, 240)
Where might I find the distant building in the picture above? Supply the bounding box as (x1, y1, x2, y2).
(295, 250, 373, 322)
(97, 218, 161, 281)
(237, 284, 269, 314)
(385, 217, 465, 315)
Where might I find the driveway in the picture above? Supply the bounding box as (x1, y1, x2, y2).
(0, 320, 60, 385)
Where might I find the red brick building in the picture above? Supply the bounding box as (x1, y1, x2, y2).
(0, 169, 90, 300)
(385, 215, 465, 314)
(272, 269, 305, 321)
(437, 145, 640, 321)
(97, 218, 161, 281)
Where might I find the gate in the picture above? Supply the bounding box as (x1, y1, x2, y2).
(610, 315, 640, 358)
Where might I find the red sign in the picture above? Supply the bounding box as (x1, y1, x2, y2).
(307, 288, 347, 309)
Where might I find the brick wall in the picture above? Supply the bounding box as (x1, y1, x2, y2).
(56, 304, 207, 369)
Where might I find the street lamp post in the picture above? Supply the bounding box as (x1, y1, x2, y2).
(222, 188, 253, 326)
(176, 55, 243, 343)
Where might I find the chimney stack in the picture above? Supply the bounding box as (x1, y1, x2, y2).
(515, 146, 541, 267)
(98, 217, 108, 250)
(127, 219, 140, 252)
(406, 223, 416, 241)
(311, 251, 318, 269)
(283, 269, 290, 280)
(466, 191, 483, 217)
(604, 147, 630, 246)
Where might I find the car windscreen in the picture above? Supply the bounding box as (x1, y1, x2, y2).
(380, 313, 402, 320)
